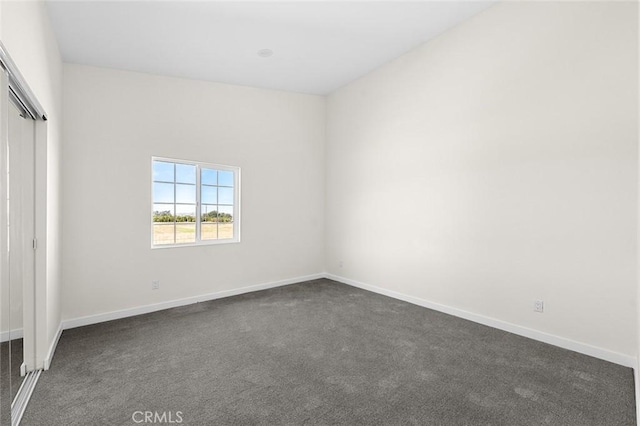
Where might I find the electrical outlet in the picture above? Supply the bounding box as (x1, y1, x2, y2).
(152, 280, 160, 290)
(534, 300, 544, 313)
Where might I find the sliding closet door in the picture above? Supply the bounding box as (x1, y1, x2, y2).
(9, 99, 35, 376)
(0, 68, 37, 425)
(0, 41, 48, 425)
(8, 96, 36, 374)
(0, 68, 10, 426)
(7, 101, 25, 401)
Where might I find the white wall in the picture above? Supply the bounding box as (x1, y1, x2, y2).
(326, 2, 638, 358)
(0, 0, 64, 368)
(62, 64, 325, 320)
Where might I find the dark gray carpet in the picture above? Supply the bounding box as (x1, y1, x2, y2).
(21, 279, 635, 425)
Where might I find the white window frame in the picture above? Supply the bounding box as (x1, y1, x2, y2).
(151, 156, 241, 248)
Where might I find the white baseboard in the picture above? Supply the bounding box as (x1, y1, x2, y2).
(0, 327, 23, 343)
(55, 272, 635, 372)
(44, 323, 63, 370)
(62, 273, 325, 331)
(325, 273, 636, 368)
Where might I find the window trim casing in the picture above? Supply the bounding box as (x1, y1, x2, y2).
(151, 156, 241, 249)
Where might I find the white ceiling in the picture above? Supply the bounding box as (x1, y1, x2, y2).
(46, 1, 494, 95)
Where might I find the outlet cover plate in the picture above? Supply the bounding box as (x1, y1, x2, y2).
(534, 300, 544, 313)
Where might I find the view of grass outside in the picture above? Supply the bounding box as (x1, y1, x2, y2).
(153, 221, 234, 245)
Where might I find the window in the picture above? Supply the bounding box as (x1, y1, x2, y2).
(152, 157, 240, 247)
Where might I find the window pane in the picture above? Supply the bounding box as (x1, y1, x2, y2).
(153, 203, 175, 245)
(176, 184, 196, 204)
(153, 223, 175, 245)
(153, 182, 174, 203)
(175, 205, 196, 243)
(218, 223, 233, 239)
(153, 161, 174, 182)
(152, 204, 174, 223)
(176, 163, 196, 184)
(201, 205, 217, 240)
(201, 168, 217, 185)
(218, 205, 233, 239)
(217, 205, 233, 222)
(218, 187, 233, 204)
(176, 204, 196, 221)
(201, 222, 217, 240)
(201, 204, 217, 222)
(218, 170, 234, 187)
(201, 186, 217, 204)
(176, 223, 196, 244)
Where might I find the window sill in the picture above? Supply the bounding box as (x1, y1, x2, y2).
(151, 239, 240, 249)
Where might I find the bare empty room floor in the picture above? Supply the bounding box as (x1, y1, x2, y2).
(22, 279, 635, 425)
